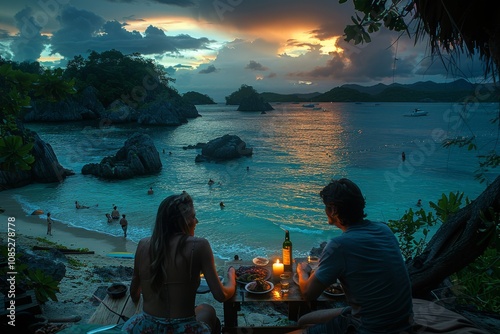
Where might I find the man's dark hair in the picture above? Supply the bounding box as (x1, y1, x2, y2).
(320, 178, 366, 225)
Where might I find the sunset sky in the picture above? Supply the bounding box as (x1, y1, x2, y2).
(0, 0, 487, 101)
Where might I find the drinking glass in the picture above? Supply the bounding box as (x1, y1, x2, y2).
(280, 273, 291, 293)
(308, 256, 319, 272)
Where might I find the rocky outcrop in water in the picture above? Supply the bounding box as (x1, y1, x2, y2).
(23, 87, 104, 122)
(138, 99, 200, 125)
(237, 95, 274, 112)
(195, 134, 253, 162)
(22, 86, 200, 126)
(0, 131, 74, 190)
(81, 133, 162, 179)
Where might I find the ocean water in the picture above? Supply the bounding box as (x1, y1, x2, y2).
(3, 102, 498, 261)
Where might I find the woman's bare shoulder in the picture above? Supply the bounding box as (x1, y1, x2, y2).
(137, 237, 151, 249)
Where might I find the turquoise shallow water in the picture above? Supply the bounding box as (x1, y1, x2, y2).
(2, 101, 498, 261)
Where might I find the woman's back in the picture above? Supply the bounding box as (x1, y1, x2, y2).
(135, 235, 202, 318)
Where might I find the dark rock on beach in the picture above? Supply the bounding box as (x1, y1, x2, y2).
(0, 131, 74, 190)
(81, 133, 162, 179)
(195, 134, 253, 162)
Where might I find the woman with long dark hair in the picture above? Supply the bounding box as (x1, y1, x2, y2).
(124, 191, 236, 333)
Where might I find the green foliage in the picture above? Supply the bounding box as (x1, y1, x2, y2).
(182, 91, 216, 105)
(64, 49, 176, 107)
(34, 68, 76, 102)
(0, 135, 35, 171)
(0, 60, 75, 172)
(388, 208, 437, 260)
(25, 269, 60, 303)
(451, 248, 500, 313)
(388, 192, 467, 260)
(66, 257, 86, 269)
(0, 246, 60, 304)
(429, 191, 469, 224)
(225, 84, 259, 105)
(340, 0, 411, 45)
(391, 192, 500, 312)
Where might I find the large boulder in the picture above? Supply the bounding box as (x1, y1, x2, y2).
(81, 133, 162, 179)
(195, 134, 253, 162)
(137, 99, 200, 125)
(99, 100, 139, 124)
(23, 86, 103, 122)
(0, 131, 74, 190)
(237, 94, 274, 112)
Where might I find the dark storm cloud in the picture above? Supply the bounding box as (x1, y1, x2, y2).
(122, 15, 146, 22)
(10, 7, 49, 62)
(199, 64, 217, 74)
(174, 64, 193, 69)
(192, 0, 353, 29)
(49, 6, 212, 60)
(290, 33, 414, 82)
(245, 60, 268, 71)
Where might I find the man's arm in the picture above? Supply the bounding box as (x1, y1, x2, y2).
(297, 262, 328, 300)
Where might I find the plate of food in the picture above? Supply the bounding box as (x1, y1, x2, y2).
(252, 257, 269, 267)
(323, 282, 344, 297)
(245, 279, 274, 294)
(235, 266, 271, 284)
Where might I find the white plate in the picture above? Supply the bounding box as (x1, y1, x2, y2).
(252, 257, 269, 266)
(245, 281, 274, 294)
(323, 283, 344, 297)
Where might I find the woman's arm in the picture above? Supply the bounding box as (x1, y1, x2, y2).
(129, 240, 146, 303)
(199, 238, 236, 302)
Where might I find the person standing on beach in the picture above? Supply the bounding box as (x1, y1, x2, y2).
(293, 179, 413, 334)
(124, 191, 236, 334)
(120, 214, 128, 238)
(46, 212, 53, 236)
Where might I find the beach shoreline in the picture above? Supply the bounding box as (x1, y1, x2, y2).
(1, 193, 288, 329)
(1, 195, 138, 257)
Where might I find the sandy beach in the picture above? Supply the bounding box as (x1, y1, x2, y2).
(0, 196, 289, 332)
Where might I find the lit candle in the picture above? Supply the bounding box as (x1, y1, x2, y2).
(273, 259, 284, 277)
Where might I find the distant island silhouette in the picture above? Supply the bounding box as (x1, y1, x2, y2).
(206, 79, 498, 104)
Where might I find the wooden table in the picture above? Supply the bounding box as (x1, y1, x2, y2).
(223, 260, 346, 329)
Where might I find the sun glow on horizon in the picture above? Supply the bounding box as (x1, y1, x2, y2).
(279, 31, 342, 57)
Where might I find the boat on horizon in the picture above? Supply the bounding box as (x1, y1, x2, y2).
(404, 108, 428, 117)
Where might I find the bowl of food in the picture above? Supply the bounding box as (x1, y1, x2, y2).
(245, 279, 274, 294)
(252, 257, 269, 267)
(107, 283, 127, 299)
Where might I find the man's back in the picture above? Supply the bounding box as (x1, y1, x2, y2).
(315, 220, 413, 333)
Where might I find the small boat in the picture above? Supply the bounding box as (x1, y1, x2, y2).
(302, 103, 315, 108)
(404, 108, 428, 117)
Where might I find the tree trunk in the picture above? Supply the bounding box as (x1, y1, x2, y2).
(408, 175, 500, 298)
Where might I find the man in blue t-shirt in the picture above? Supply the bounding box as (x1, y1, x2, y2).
(295, 178, 413, 334)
